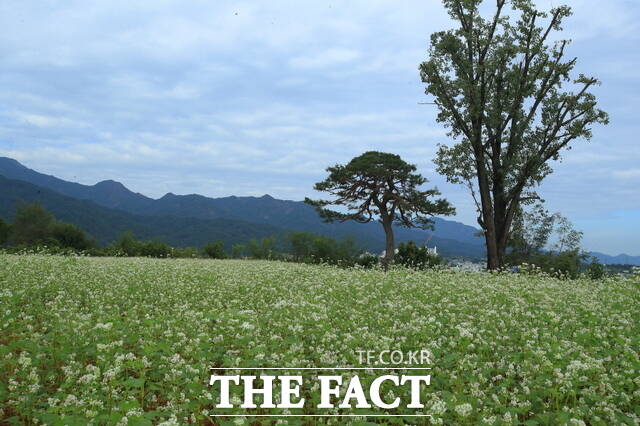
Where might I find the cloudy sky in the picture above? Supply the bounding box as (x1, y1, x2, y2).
(0, 0, 638, 255)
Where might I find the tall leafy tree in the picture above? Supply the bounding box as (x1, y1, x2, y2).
(305, 151, 454, 268)
(421, 0, 608, 269)
(0, 218, 9, 246)
(508, 204, 556, 261)
(507, 204, 582, 265)
(50, 222, 94, 251)
(553, 215, 583, 253)
(10, 203, 54, 246)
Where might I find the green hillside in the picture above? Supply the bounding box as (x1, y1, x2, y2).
(0, 176, 285, 248)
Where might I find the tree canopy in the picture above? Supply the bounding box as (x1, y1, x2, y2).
(507, 203, 582, 264)
(306, 151, 454, 267)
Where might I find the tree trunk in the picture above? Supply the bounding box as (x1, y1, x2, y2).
(475, 161, 500, 270)
(484, 224, 500, 270)
(381, 219, 395, 271)
(495, 197, 519, 269)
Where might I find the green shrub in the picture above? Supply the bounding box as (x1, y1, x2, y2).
(139, 239, 172, 258)
(286, 232, 361, 266)
(586, 259, 606, 280)
(50, 222, 94, 251)
(173, 247, 200, 258)
(247, 236, 281, 260)
(203, 241, 227, 259)
(10, 203, 54, 246)
(356, 252, 379, 269)
(396, 241, 442, 270)
(231, 244, 246, 258)
(112, 231, 140, 256)
(0, 218, 9, 246)
(530, 250, 585, 280)
(110, 232, 172, 258)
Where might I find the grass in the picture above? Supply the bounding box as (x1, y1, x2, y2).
(0, 254, 638, 425)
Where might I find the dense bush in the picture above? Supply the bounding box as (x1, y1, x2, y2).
(355, 252, 379, 268)
(0, 218, 9, 246)
(287, 231, 361, 266)
(246, 236, 282, 260)
(49, 222, 95, 251)
(5, 203, 95, 251)
(110, 232, 173, 258)
(529, 250, 584, 279)
(10, 203, 55, 246)
(586, 258, 606, 280)
(172, 247, 200, 258)
(203, 241, 227, 259)
(110, 231, 140, 256)
(231, 243, 246, 258)
(139, 239, 173, 258)
(396, 241, 443, 270)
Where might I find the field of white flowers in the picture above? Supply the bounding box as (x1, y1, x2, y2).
(1, 254, 638, 425)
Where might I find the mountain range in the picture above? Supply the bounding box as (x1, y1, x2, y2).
(1, 157, 638, 264)
(588, 252, 640, 266)
(0, 157, 487, 258)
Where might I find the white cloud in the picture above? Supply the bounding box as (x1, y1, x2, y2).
(289, 48, 362, 69)
(613, 169, 640, 179)
(13, 112, 88, 129)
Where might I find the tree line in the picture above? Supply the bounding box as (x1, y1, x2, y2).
(0, 202, 445, 270)
(0, 201, 609, 278)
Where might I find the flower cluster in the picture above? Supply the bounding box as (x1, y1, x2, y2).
(0, 254, 638, 424)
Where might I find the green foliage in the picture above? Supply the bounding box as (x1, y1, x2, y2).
(355, 252, 379, 269)
(172, 246, 200, 258)
(507, 205, 585, 277)
(507, 204, 556, 264)
(603, 264, 637, 275)
(1, 255, 637, 424)
(139, 239, 172, 258)
(49, 222, 94, 251)
(111, 231, 140, 256)
(7, 203, 94, 251)
(529, 249, 586, 280)
(286, 231, 361, 266)
(0, 218, 9, 246)
(553, 215, 584, 253)
(246, 236, 281, 260)
(110, 232, 173, 258)
(424, 0, 608, 269)
(586, 258, 606, 281)
(10, 202, 55, 246)
(203, 241, 227, 259)
(231, 243, 246, 258)
(306, 151, 454, 267)
(396, 241, 443, 270)
(306, 151, 454, 228)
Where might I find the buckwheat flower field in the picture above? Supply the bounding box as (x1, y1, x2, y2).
(1, 254, 639, 425)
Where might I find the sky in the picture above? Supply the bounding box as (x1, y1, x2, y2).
(0, 0, 638, 256)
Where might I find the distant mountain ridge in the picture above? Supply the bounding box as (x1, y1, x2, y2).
(0, 156, 481, 258)
(2, 157, 635, 263)
(0, 157, 154, 211)
(589, 252, 640, 267)
(0, 175, 286, 247)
